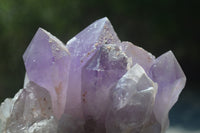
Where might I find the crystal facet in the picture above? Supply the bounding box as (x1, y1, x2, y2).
(82, 44, 128, 132)
(65, 17, 120, 120)
(106, 64, 157, 133)
(149, 51, 186, 132)
(0, 17, 186, 133)
(119, 41, 155, 74)
(23, 28, 70, 119)
(0, 82, 57, 133)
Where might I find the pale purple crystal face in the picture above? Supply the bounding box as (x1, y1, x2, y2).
(119, 41, 155, 75)
(82, 44, 128, 132)
(106, 64, 157, 133)
(65, 17, 120, 120)
(149, 51, 186, 132)
(0, 17, 186, 133)
(23, 28, 70, 119)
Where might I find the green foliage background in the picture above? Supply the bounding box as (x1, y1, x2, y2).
(0, 0, 199, 128)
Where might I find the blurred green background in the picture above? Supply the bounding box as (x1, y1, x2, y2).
(0, 0, 199, 132)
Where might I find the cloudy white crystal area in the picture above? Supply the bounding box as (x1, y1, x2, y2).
(0, 82, 57, 133)
(0, 89, 23, 133)
(106, 64, 158, 133)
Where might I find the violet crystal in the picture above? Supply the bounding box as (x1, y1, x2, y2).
(0, 17, 186, 133)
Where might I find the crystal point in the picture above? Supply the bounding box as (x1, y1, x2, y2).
(64, 17, 120, 121)
(106, 64, 158, 133)
(120, 41, 155, 74)
(23, 28, 70, 119)
(149, 51, 186, 131)
(0, 82, 57, 133)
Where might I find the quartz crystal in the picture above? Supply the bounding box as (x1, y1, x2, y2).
(0, 17, 186, 133)
(105, 64, 157, 133)
(23, 28, 70, 119)
(82, 44, 128, 132)
(65, 17, 120, 119)
(0, 82, 57, 133)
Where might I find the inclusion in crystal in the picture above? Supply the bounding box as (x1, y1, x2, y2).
(119, 41, 155, 75)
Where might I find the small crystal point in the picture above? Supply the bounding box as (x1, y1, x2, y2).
(106, 64, 158, 133)
(149, 51, 186, 131)
(1, 82, 57, 133)
(23, 28, 71, 119)
(0, 89, 23, 133)
(119, 41, 155, 74)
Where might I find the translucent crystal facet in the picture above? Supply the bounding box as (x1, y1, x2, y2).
(0, 17, 186, 133)
(64, 17, 120, 121)
(149, 51, 186, 132)
(82, 44, 128, 132)
(106, 64, 158, 133)
(119, 41, 155, 74)
(0, 82, 57, 133)
(23, 28, 70, 119)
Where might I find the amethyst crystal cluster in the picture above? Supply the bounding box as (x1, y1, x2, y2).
(0, 17, 186, 133)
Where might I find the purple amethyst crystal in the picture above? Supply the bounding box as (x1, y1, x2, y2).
(82, 44, 128, 132)
(65, 17, 120, 121)
(0, 17, 186, 133)
(119, 41, 155, 74)
(149, 51, 186, 132)
(105, 64, 158, 133)
(23, 28, 70, 119)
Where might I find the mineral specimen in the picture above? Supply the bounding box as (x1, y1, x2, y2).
(0, 17, 186, 133)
